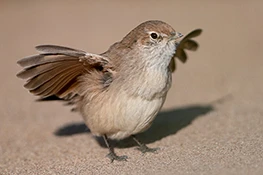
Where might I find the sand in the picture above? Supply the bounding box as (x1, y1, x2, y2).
(1, 1, 263, 174)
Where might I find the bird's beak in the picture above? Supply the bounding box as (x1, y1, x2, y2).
(177, 32, 184, 38)
(170, 32, 184, 41)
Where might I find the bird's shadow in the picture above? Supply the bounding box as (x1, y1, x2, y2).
(54, 103, 215, 149)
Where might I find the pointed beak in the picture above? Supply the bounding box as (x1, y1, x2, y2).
(177, 32, 184, 38)
(170, 32, 184, 41)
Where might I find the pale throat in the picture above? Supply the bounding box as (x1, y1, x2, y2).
(141, 41, 176, 70)
(127, 46, 175, 100)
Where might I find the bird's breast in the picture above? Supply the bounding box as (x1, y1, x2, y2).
(123, 66, 172, 101)
(105, 67, 172, 139)
(121, 93, 166, 135)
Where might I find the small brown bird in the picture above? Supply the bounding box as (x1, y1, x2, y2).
(17, 20, 202, 162)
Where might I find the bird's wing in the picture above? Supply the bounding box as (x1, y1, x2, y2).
(169, 29, 202, 72)
(17, 45, 113, 99)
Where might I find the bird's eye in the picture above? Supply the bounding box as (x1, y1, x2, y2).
(150, 32, 158, 39)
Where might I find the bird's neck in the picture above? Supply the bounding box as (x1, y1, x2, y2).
(116, 51, 172, 100)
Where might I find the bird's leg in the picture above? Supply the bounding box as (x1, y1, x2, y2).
(132, 135, 160, 154)
(102, 135, 128, 162)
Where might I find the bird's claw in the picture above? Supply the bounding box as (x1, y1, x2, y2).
(107, 152, 128, 162)
(136, 144, 160, 154)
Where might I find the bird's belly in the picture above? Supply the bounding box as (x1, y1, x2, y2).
(81, 89, 166, 140)
(81, 70, 171, 140)
(108, 92, 166, 139)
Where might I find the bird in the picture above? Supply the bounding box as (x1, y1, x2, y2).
(16, 20, 202, 162)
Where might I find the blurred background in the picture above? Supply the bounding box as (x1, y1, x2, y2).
(1, 1, 262, 174)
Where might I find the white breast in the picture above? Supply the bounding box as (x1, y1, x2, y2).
(107, 63, 172, 139)
(109, 92, 166, 139)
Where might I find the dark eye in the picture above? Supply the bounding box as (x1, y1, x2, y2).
(150, 32, 158, 39)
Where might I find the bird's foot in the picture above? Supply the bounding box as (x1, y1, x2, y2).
(136, 144, 160, 154)
(106, 152, 128, 162)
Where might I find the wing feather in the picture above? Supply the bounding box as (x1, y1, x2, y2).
(17, 45, 112, 98)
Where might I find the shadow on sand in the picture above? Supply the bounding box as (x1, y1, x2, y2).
(54, 103, 214, 148)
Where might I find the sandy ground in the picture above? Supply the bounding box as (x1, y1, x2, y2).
(1, 1, 263, 174)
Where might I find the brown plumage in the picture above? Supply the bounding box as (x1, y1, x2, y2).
(17, 20, 202, 162)
(17, 45, 113, 99)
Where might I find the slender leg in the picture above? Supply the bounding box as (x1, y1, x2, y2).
(132, 135, 160, 154)
(103, 135, 128, 162)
